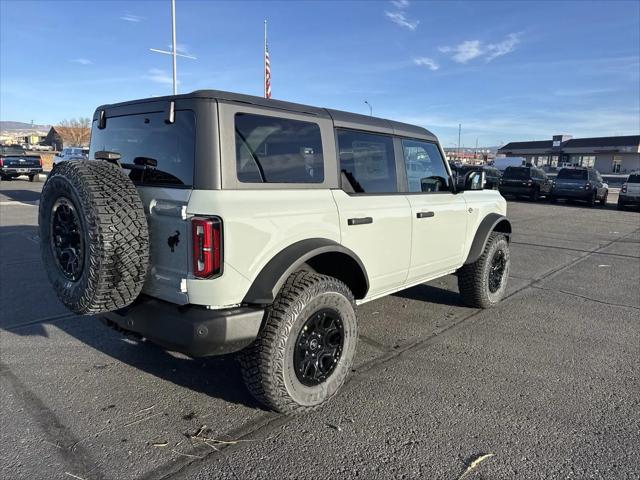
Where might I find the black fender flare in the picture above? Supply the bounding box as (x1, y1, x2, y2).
(464, 214, 512, 265)
(242, 238, 369, 305)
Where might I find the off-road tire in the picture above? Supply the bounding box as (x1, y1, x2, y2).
(530, 188, 540, 202)
(39, 160, 149, 314)
(457, 233, 510, 309)
(617, 202, 625, 211)
(28, 174, 38, 182)
(239, 271, 357, 414)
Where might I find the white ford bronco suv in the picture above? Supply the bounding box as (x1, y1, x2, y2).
(39, 90, 511, 413)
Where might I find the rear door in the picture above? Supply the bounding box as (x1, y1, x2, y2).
(400, 139, 468, 282)
(332, 129, 411, 298)
(89, 108, 198, 304)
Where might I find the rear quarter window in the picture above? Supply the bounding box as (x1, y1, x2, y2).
(503, 167, 530, 179)
(235, 113, 324, 183)
(89, 111, 195, 187)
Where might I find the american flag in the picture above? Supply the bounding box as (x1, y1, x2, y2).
(264, 42, 271, 99)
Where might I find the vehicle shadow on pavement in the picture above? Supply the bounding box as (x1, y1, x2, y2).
(392, 283, 467, 307)
(0, 188, 42, 202)
(7, 316, 263, 409)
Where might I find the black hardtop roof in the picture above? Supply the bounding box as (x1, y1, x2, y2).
(94, 89, 437, 141)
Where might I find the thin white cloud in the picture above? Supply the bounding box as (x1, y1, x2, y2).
(121, 13, 142, 23)
(146, 68, 176, 85)
(485, 33, 521, 61)
(70, 58, 93, 65)
(413, 57, 439, 71)
(440, 33, 521, 64)
(391, 0, 410, 8)
(439, 40, 483, 63)
(385, 0, 418, 30)
(385, 11, 419, 30)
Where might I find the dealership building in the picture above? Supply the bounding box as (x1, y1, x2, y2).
(498, 134, 640, 174)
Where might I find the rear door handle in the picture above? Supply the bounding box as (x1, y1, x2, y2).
(416, 211, 435, 219)
(347, 217, 373, 226)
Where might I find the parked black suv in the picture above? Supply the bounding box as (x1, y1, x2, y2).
(456, 165, 502, 189)
(498, 166, 552, 201)
(551, 167, 608, 206)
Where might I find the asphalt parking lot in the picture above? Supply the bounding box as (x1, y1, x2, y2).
(1, 178, 639, 480)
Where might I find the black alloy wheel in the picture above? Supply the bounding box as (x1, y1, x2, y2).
(50, 197, 84, 281)
(488, 249, 506, 293)
(294, 308, 344, 386)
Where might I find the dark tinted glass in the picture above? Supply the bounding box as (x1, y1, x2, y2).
(402, 139, 450, 192)
(628, 174, 640, 183)
(235, 113, 324, 183)
(503, 167, 531, 179)
(89, 111, 195, 186)
(558, 169, 588, 180)
(338, 130, 396, 193)
(1, 146, 25, 155)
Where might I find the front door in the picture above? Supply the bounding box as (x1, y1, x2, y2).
(332, 129, 411, 298)
(400, 139, 469, 283)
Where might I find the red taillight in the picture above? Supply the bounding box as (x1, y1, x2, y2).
(39, 157, 43, 167)
(191, 217, 222, 278)
(0, 157, 4, 167)
(621, 183, 628, 193)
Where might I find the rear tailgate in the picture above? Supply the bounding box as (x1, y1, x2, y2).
(137, 187, 191, 305)
(2, 155, 41, 169)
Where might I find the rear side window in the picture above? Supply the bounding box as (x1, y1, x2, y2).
(235, 113, 324, 183)
(504, 167, 530, 179)
(338, 130, 397, 193)
(628, 174, 640, 183)
(558, 169, 588, 180)
(89, 111, 195, 187)
(401, 139, 450, 193)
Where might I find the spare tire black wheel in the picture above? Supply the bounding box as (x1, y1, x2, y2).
(39, 160, 149, 314)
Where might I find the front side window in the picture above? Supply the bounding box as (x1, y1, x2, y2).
(338, 130, 397, 193)
(89, 111, 195, 187)
(235, 113, 324, 183)
(402, 139, 450, 193)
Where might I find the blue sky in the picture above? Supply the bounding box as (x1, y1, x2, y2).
(1, 0, 639, 146)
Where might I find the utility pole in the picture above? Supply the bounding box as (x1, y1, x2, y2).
(457, 123, 461, 162)
(150, 0, 196, 95)
(364, 100, 373, 116)
(474, 137, 478, 162)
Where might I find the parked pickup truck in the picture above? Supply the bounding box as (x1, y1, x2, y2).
(0, 145, 43, 182)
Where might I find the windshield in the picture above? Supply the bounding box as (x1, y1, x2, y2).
(558, 169, 588, 180)
(503, 167, 530, 179)
(627, 174, 640, 183)
(89, 111, 195, 187)
(1, 145, 25, 155)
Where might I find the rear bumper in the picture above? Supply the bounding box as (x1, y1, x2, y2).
(551, 189, 591, 200)
(619, 194, 640, 206)
(103, 296, 265, 357)
(499, 185, 533, 196)
(0, 167, 43, 176)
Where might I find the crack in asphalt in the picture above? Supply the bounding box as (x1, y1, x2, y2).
(511, 240, 639, 259)
(530, 285, 640, 311)
(0, 361, 104, 480)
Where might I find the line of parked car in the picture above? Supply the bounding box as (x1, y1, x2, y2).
(452, 163, 639, 210)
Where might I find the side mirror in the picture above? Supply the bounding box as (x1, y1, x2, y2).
(462, 170, 486, 191)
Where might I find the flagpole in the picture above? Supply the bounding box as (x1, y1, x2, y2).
(171, 0, 177, 95)
(264, 19, 267, 98)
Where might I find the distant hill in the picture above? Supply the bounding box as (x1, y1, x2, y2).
(0, 121, 51, 132)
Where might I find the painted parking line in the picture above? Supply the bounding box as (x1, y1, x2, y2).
(0, 200, 39, 207)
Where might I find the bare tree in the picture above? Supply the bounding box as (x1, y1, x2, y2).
(56, 118, 91, 147)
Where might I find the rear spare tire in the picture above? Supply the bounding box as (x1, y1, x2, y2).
(38, 160, 149, 314)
